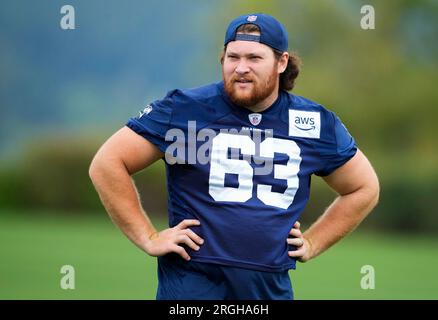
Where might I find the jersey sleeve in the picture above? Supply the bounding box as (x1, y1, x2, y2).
(125, 90, 177, 153)
(313, 110, 357, 176)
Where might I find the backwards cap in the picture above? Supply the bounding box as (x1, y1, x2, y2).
(224, 13, 288, 52)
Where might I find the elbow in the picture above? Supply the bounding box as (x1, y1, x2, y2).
(370, 187, 380, 209)
(88, 153, 128, 185)
(88, 156, 102, 185)
(353, 172, 380, 211)
(368, 174, 380, 209)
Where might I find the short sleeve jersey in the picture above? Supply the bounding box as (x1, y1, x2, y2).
(126, 81, 357, 272)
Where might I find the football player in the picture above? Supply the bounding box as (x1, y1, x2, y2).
(89, 13, 379, 300)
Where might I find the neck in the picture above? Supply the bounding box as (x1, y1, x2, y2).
(245, 86, 280, 113)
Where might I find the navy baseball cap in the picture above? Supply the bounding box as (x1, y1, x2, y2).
(224, 13, 288, 52)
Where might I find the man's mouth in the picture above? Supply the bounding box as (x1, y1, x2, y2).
(234, 78, 253, 83)
(234, 80, 253, 87)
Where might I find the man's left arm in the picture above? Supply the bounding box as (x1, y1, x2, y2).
(289, 149, 380, 262)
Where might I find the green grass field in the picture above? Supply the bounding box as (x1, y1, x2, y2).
(1, 210, 437, 299)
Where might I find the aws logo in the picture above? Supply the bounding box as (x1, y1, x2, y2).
(294, 116, 316, 130)
(289, 110, 321, 139)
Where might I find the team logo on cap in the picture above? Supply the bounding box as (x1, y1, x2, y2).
(248, 113, 262, 126)
(247, 15, 257, 22)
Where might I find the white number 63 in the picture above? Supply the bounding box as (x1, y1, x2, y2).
(208, 133, 302, 209)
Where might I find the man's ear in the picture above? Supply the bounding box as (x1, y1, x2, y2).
(220, 47, 226, 65)
(278, 52, 289, 73)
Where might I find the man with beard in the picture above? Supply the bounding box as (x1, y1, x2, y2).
(89, 13, 379, 300)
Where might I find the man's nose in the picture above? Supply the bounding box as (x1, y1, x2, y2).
(235, 59, 250, 74)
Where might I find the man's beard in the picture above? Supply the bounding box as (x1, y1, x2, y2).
(222, 67, 278, 109)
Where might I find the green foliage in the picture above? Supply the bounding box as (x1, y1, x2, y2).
(0, 135, 168, 216)
(0, 168, 25, 208)
(20, 138, 100, 211)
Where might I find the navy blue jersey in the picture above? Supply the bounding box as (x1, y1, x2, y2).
(126, 81, 357, 272)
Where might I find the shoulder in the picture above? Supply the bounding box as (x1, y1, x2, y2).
(159, 82, 230, 127)
(156, 82, 224, 110)
(286, 93, 338, 129)
(288, 93, 333, 115)
(177, 82, 223, 104)
(150, 82, 222, 112)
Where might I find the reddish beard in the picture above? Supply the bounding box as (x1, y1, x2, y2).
(222, 66, 278, 109)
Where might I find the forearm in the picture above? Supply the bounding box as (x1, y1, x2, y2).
(89, 158, 156, 253)
(303, 187, 378, 260)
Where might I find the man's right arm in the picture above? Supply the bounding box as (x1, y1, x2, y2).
(89, 126, 203, 260)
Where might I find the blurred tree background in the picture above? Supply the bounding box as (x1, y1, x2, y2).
(1, 0, 437, 233)
(1, 0, 438, 300)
